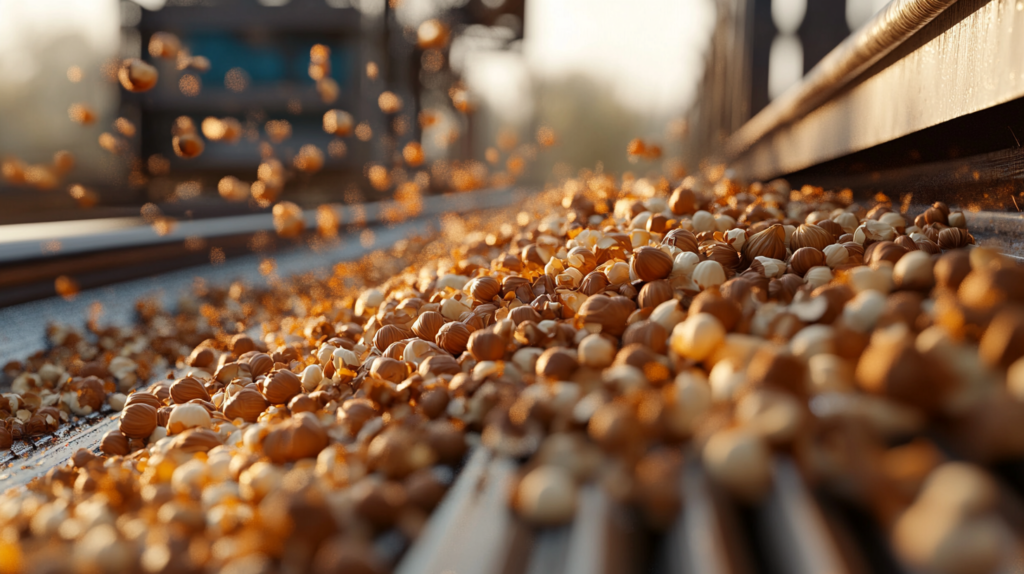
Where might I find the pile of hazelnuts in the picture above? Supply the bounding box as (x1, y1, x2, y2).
(3, 173, 1023, 574)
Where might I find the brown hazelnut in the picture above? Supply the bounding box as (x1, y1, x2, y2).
(916, 239, 941, 255)
(919, 206, 948, 226)
(979, 307, 1024, 369)
(815, 220, 843, 241)
(701, 241, 740, 270)
(170, 376, 210, 404)
(370, 357, 407, 383)
(789, 247, 826, 277)
(187, 346, 216, 369)
(119, 403, 158, 439)
(580, 271, 610, 296)
(638, 280, 674, 309)
(419, 354, 461, 376)
(746, 348, 807, 398)
(856, 335, 947, 412)
(865, 241, 908, 266)
(373, 324, 412, 352)
(646, 214, 669, 234)
(622, 320, 668, 354)
(223, 388, 269, 422)
(662, 228, 699, 253)
(536, 347, 578, 380)
(231, 333, 256, 355)
(615, 344, 671, 383)
(937, 227, 974, 250)
(631, 246, 673, 281)
(118, 58, 158, 92)
(894, 235, 918, 252)
(262, 412, 329, 464)
(436, 322, 471, 354)
(288, 394, 319, 414)
(418, 388, 450, 419)
(690, 288, 742, 331)
(790, 224, 833, 251)
(843, 241, 864, 262)
(172, 428, 223, 453)
(413, 311, 445, 341)
(588, 402, 641, 452)
(156, 405, 173, 427)
(259, 369, 302, 404)
(669, 185, 697, 215)
(578, 295, 636, 336)
(467, 276, 501, 302)
(509, 305, 542, 325)
(246, 353, 275, 378)
(100, 430, 129, 456)
(742, 224, 787, 263)
(467, 330, 505, 361)
(214, 361, 252, 384)
(124, 390, 162, 410)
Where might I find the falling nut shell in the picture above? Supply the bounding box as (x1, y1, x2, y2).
(118, 58, 158, 92)
(172, 133, 205, 159)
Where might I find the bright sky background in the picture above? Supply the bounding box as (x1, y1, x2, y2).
(0, 0, 118, 91)
(523, 0, 715, 117)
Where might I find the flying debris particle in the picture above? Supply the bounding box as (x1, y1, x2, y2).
(179, 74, 201, 97)
(264, 120, 292, 143)
(68, 104, 96, 125)
(209, 247, 226, 265)
(224, 67, 250, 92)
(366, 61, 379, 80)
(66, 66, 83, 83)
(54, 276, 79, 300)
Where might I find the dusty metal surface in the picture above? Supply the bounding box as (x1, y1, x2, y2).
(725, 0, 959, 160)
(730, 0, 1024, 181)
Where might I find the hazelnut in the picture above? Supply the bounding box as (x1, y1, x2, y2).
(373, 324, 412, 352)
(865, 241, 908, 266)
(467, 330, 505, 361)
(187, 345, 216, 369)
(536, 347, 578, 380)
(790, 224, 833, 251)
(742, 224, 786, 264)
(418, 388, 450, 419)
(580, 271, 609, 295)
(370, 357, 407, 383)
(669, 185, 697, 215)
(118, 58, 158, 92)
(167, 403, 212, 435)
(948, 211, 967, 228)
(301, 364, 323, 392)
(804, 266, 834, 289)
(822, 244, 849, 268)
(663, 228, 699, 253)
(638, 280, 673, 309)
(172, 428, 223, 453)
(224, 388, 269, 422)
(937, 227, 974, 250)
(262, 412, 329, 464)
(857, 329, 947, 411)
(736, 389, 804, 444)
(578, 295, 636, 336)
(125, 390, 162, 410)
(631, 246, 673, 281)
(893, 250, 934, 291)
(246, 353, 275, 378)
(567, 246, 598, 274)
(614, 344, 670, 383)
(169, 376, 210, 404)
(419, 354, 461, 376)
(701, 241, 740, 270)
(436, 321, 471, 354)
(978, 307, 1024, 369)
(413, 311, 445, 341)
(578, 334, 617, 369)
(703, 428, 772, 502)
(119, 403, 158, 439)
(467, 276, 501, 302)
(689, 289, 741, 331)
(231, 333, 256, 355)
(509, 305, 543, 326)
(670, 313, 725, 361)
(515, 465, 578, 525)
(789, 247, 825, 276)
(100, 429, 129, 456)
(622, 320, 669, 354)
(259, 369, 302, 405)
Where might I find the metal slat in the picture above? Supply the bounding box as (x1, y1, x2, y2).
(662, 460, 736, 574)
